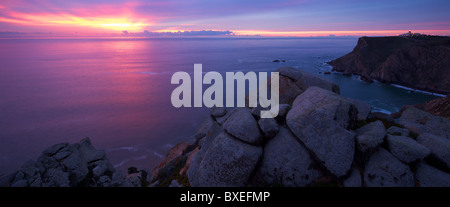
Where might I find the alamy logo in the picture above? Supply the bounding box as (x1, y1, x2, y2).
(170, 64, 280, 118)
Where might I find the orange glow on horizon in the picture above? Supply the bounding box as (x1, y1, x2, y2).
(0, 11, 151, 32)
(1, 10, 448, 37)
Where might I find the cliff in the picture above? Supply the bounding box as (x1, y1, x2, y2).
(328, 36, 450, 94)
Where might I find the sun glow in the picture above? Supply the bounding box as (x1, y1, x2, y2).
(0, 11, 150, 32)
(50, 17, 150, 31)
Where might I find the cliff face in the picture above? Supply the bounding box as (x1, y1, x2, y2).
(329, 36, 450, 94)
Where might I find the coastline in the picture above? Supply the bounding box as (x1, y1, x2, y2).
(2, 66, 448, 187)
(328, 36, 450, 95)
(390, 84, 447, 97)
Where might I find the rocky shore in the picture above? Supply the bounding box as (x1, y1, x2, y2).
(1, 67, 449, 187)
(328, 36, 450, 94)
(0, 138, 152, 187)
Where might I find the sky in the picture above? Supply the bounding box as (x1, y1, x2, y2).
(0, 0, 449, 37)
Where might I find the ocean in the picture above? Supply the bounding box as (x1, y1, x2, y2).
(0, 37, 440, 174)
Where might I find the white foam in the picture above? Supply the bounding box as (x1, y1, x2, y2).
(153, 151, 164, 159)
(391, 84, 446, 97)
(106, 146, 137, 152)
(113, 159, 130, 168)
(371, 107, 394, 114)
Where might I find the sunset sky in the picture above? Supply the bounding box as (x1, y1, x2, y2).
(1, 0, 449, 37)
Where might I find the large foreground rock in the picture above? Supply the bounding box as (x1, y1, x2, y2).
(286, 87, 356, 177)
(364, 149, 415, 187)
(346, 98, 371, 121)
(256, 127, 321, 186)
(190, 132, 262, 187)
(355, 120, 386, 153)
(416, 133, 450, 168)
(415, 162, 450, 187)
(386, 135, 430, 163)
(399, 107, 450, 139)
(275, 75, 303, 105)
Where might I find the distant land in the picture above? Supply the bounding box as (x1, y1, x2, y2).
(328, 33, 450, 95)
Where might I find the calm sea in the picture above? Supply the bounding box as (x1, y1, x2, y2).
(0, 37, 439, 174)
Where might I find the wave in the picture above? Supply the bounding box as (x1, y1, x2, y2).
(391, 84, 446, 97)
(371, 107, 395, 114)
(106, 146, 138, 152)
(153, 151, 164, 159)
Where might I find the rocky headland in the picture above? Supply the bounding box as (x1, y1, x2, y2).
(328, 36, 450, 94)
(1, 67, 449, 187)
(392, 95, 450, 119)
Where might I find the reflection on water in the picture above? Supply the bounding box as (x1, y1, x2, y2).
(0, 38, 439, 174)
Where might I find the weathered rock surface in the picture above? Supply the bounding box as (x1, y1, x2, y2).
(415, 162, 450, 187)
(0, 138, 126, 187)
(277, 104, 291, 118)
(256, 127, 320, 186)
(258, 118, 279, 138)
(399, 107, 450, 139)
(369, 112, 394, 123)
(222, 108, 263, 145)
(151, 142, 191, 179)
(179, 147, 200, 175)
(274, 75, 303, 105)
(287, 87, 356, 177)
(343, 168, 362, 187)
(346, 98, 371, 121)
(355, 120, 386, 153)
(364, 148, 415, 187)
(387, 126, 410, 136)
(421, 95, 450, 119)
(416, 133, 450, 168)
(386, 135, 430, 163)
(214, 108, 235, 125)
(251, 104, 291, 119)
(211, 106, 227, 117)
(191, 132, 262, 187)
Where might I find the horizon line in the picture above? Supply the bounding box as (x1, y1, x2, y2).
(1, 29, 449, 39)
